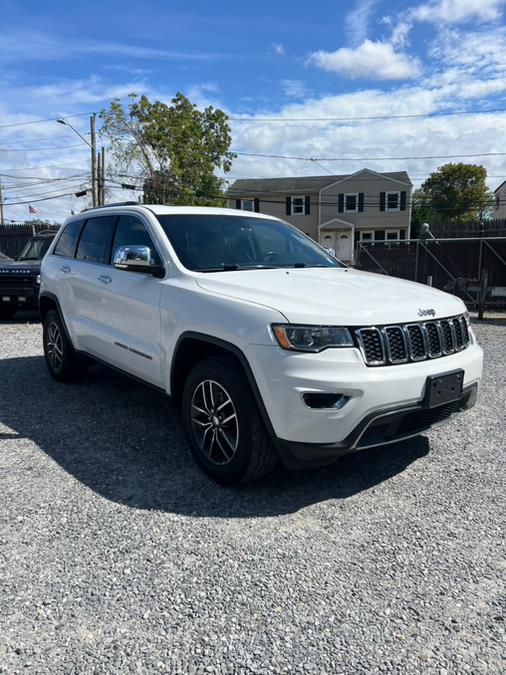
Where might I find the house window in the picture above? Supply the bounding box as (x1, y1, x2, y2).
(241, 199, 255, 211)
(291, 196, 305, 215)
(386, 230, 400, 241)
(386, 191, 400, 211)
(359, 230, 374, 242)
(344, 193, 358, 212)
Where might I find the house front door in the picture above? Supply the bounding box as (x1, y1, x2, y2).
(322, 230, 352, 262)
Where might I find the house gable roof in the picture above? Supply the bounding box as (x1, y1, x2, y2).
(494, 179, 506, 194)
(319, 217, 355, 230)
(226, 168, 412, 196)
(320, 168, 412, 192)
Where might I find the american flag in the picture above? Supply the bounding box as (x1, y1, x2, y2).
(28, 205, 39, 214)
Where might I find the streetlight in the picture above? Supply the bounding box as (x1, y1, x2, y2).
(57, 115, 97, 207)
(56, 118, 92, 148)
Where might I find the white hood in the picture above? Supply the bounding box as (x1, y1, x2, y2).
(196, 267, 465, 325)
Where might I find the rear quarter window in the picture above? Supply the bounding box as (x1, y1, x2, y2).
(53, 220, 86, 258)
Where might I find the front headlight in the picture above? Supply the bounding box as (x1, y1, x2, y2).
(272, 324, 353, 352)
(35, 274, 41, 285)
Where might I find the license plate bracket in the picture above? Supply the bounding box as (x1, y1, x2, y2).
(424, 370, 464, 408)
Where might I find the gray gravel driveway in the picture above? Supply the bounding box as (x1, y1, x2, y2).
(0, 314, 504, 674)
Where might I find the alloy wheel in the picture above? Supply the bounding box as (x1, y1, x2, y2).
(46, 321, 63, 371)
(190, 379, 239, 465)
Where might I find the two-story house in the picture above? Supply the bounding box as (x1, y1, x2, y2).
(493, 180, 506, 218)
(227, 168, 412, 263)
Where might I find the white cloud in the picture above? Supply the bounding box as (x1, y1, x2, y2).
(0, 31, 229, 63)
(273, 43, 286, 56)
(281, 80, 310, 99)
(389, 20, 413, 48)
(185, 82, 223, 108)
(429, 26, 506, 72)
(31, 76, 147, 104)
(308, 40, 422, 80)
(412, 0, 505, 24)
(345, 0, 378, 46)
(231, 85, 506, 190)
(384, 0, 505, 56)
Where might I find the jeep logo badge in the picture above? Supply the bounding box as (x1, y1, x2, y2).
(418, 308, 436, 317)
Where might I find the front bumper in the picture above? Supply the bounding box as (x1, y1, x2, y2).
(0, 286, 39, 307)
(276, 384, 477, 468)
(245, 340, 483, 468)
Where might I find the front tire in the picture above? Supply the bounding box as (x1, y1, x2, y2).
(182, 355, 277, 485)
(43, 309, 87, 382)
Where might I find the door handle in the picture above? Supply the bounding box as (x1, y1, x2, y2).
(97, 274, 112, 284)
(59, 265, 71, 273)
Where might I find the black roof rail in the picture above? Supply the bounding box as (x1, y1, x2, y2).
(80, 201, 140, 213)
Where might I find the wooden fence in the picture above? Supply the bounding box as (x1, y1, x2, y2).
(430, 218, 506, 238)
(0, 223, 60, 259)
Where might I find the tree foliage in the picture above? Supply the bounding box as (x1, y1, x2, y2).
(419, 163, 489, 223)
(100, 93, 236, 206)
(410, 189, 442, 238)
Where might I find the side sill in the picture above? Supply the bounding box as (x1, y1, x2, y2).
(77, 349, 169, 397)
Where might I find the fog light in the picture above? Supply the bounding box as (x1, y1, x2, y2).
(303, 393, 349, 409)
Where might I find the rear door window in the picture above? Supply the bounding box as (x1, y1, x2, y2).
(53, 220, 85, 258)
(76, 216, 116, 264)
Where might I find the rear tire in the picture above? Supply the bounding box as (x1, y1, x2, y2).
(0, 304, 17, 320)
(43, 309, 87, 382)
(182, 355, 277, 485)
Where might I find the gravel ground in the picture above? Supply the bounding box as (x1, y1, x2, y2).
(0, 313, 504, 674)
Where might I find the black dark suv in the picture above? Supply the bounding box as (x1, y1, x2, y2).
(0, 231, 56, 320)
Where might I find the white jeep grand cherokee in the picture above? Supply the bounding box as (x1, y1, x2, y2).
(40, 204, 483, 484)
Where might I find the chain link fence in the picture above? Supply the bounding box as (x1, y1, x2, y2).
(355, 237, 506, 312)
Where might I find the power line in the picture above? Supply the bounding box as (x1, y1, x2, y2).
(0, 112, 94, 130)
(5, 183, 90, 202)
(234, 150, 506, 162)
(4, 191, 84, 206)
(228, 107, 506, 123)
(2, 132, 91, 145)
(0, 162, 90, 172)
(0, 143, 86, 152)
(1, 173, 89, 188)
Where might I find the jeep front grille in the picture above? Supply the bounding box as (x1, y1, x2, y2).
(355, 314, 470, 366)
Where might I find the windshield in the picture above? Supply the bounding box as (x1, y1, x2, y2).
(18, 237, 53, 261)
(156, 214, 342, 271)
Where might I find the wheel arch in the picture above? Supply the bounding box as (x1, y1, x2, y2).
(170, 332, 277, 440)
(39, 292, 73, 345)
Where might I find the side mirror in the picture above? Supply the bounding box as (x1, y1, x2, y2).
(113, 245, 164, 278)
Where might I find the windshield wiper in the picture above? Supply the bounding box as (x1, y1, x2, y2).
(279, 263, 331, 268)
(198, 264, 280, 272)
(198, 264, 241, 272)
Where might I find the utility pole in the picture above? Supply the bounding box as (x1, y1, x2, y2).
(97, 149, 102, 206)
(90, 113, 97, 207)
(0, 179, 4, 226)
(101, 146, 106, 206)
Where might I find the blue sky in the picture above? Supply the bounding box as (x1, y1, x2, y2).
(1, 0, 506, 220)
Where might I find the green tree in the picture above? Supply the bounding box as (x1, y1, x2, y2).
(419, 163, 489, 223)
(410, 189, 442, 238)
(100, 93, 236, 206)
